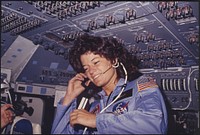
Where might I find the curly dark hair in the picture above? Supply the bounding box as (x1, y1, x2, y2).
(69, 33, 142, 81)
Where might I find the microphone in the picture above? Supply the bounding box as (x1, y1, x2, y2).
(101, 66, 112, 74)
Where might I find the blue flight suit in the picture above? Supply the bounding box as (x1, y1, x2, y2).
(51, 75, 168, 134)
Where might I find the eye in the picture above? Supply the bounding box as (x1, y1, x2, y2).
(84, 68, 88, 72)
(94, 61, 100, 65)
(83, 66, 88, 72)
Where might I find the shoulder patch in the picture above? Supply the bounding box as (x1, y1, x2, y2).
(137, 76, 158, 91)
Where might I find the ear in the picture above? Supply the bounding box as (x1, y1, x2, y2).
(113, 58, 118, 65)
(112, 58, 119, 68)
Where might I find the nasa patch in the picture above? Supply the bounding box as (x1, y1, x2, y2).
(112, 101, 129, 115)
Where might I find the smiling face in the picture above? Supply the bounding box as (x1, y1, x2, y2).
(80, 51, 118, 93)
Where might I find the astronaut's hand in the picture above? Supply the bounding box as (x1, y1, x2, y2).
(70, 109, 96, 128)
(63, 73, 89, 106)
(1, 104, 15, 129)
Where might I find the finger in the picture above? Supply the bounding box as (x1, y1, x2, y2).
(85, 79, 91, 86)
(76, 73, 89, 81)
(8, 116, 13, 122)
(71, 74, 85, 82)
(70, 111, 77, 118)
(5, 111, 10, 116)
(1, 104, 11, 110)
(5, 110, 13, 116)
(70, 117, 75, 127)
(70, 113, 79, 127)
(77, 73, 87, 81)
(79, 73, 87, 78)
(73, 109, 84, 113)
(5, 110, 15, 119)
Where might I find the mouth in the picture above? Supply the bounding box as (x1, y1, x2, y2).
(93, 74, 101, 80)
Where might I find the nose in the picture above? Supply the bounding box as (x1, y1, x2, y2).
(86, 66, 96, 75)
